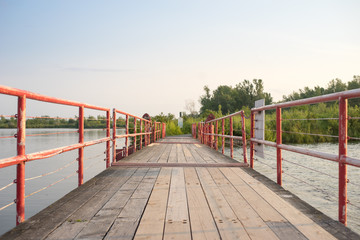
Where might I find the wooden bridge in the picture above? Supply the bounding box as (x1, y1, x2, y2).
(2, 136, 358, 240)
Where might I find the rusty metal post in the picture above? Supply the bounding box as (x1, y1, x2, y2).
(222, 119, 225, 154)
(134, 118, 137, 153)
(201, 123, 204, 144)
(250, 112, 255, 168)
(215, 121, 218, 150)
(140, 119, 143, 150)
(78, 106, 84, 186)
(144, 121, 147, 147)
(205, 124, 208, 146)
(230, 117, 233, 158)
(112, 109, 116, 164)
(16, 96, 26, 225)
(154, 122, 157, 142)
(339, 97, 348, 225)
(240, 111, 247, 163)
(276, 107, 282, 186)
(198, 123, 200, 141)
(125, 115, 129, 157)
(106, 110, 111, 168)
(210, 124, 214, 148)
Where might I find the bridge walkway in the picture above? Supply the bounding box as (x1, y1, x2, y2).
(1, 136, 357, 240)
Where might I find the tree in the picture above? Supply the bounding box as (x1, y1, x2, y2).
(199, 79, 272, 115)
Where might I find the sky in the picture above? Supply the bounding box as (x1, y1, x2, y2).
(0, 0, 359, 118)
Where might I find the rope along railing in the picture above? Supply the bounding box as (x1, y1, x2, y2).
(0, 85, 166, 226)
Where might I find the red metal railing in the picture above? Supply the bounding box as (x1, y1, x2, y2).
(0, 85, 165, 226)
(193, 88, 360, 226)
(197, 111, 248, 164)
(250, 88, 360, 225)
(112, 109, 152, 162)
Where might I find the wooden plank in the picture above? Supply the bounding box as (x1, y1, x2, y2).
(219, 168, 307, 239)
(194, 145, 217, 163)
(266, 222, 308, 240)
(158, 144, 172, 163)
(3, 167, 134, 240)
(146, 143, 169, 163)
(134, 168, 172, 240)
(105, 198, 148, 240)
(196, 167, 250, 239)
(185, 144, 207, 164)
(183, 144, 197, 163)
(208, 168, 280, 240)
(176, 144, 186, 163)
(120, 144, 156, 162)
(105, 169, 160, 239)
(46, 168, 138, 240)
(75, 168, 150, 239)
(112, 162, 247, 168)
(167, 144, 177, 163)
(219, 168, 286, 222)
(231, 168, 337, 240)
(163, 168, 191, 240)
(131, 168, 160, 199)
(184, 168, 220, 240)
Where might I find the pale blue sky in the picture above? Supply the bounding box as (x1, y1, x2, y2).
(1, 0, 359, 117)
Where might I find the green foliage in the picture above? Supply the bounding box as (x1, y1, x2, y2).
(199, 79, 272, 115)
(282, 76, 360, 106)
(166, 120, 183, 136)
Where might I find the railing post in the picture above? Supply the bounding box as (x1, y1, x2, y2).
(240, 111, 247, 163)
(250, 111, 255, 168)
(163, 123, 166, 138)
(210, 124, 214, 148)
(144, 121, 147, 147)
(339, 97, 348, 225)
(145, 122, 150, 146)
(112, 109, 116, 164)
(140, 119, 143, 150)
(78, 106, 84, 186)
(276, 107, 282, 186)
(16, 95, 26, 225)
(134, 118, 137, 153)
(153, 122, 156, 142)
(205, 124, 208, 146)
(230, 117, 233, 159)
(198, 123, 200, 141)
(106, 110, 111, 168)
(222, 119, 225, 154)
(203, 123, 205, 144)
(125, 115, 129, 157)
(215, 121, 218, 150)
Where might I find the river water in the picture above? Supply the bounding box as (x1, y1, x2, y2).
(0, 129, 359, 236)
(228, 141, 360, 235)
(0, 128, 125, 236)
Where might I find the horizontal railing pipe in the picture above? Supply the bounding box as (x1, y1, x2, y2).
(252, 88, 360, 112)
(0, 84, 164, 226)
(250, 89, 360, 226)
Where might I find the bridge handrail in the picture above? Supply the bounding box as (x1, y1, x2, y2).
(193, 110, 247, 164)
(249, 88, 360, 226)
(192, 88, 360, 227)
(0, 85, 165, 226)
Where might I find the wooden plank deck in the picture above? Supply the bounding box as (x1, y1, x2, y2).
(1, 136, 359, 240)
